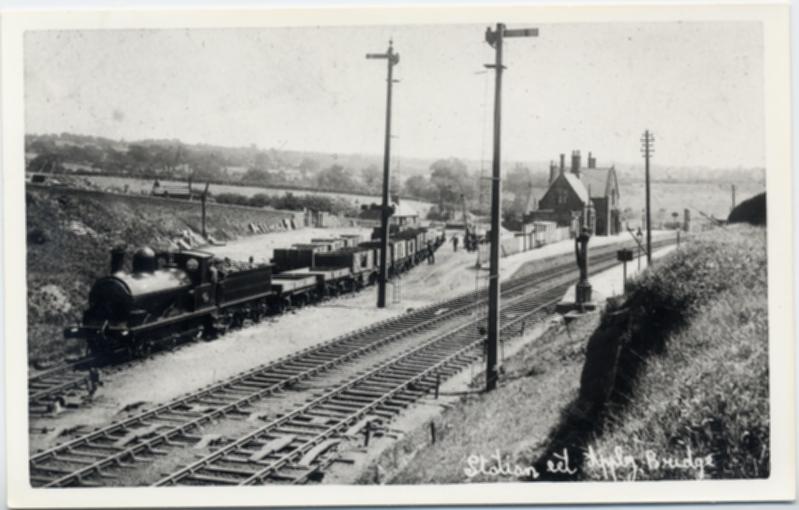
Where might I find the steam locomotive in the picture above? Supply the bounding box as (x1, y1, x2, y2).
(65, 227, 445, 358)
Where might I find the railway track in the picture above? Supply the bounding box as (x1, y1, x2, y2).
(27, 357, 95, 413)
(29, 237, 677, 487)
(156, 285, 566, 486)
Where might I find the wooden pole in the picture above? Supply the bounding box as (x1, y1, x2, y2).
(486, 23, 504, 392)
(484, 23, 538, 392)
(367, 41, 400, 308)
(641, 130, 654, 266)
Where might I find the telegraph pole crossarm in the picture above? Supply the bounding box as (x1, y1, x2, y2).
(484, 23, 538, 392)
(366, 40, 400, 309)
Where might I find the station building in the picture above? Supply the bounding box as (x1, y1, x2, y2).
(526, 150, 621, 236)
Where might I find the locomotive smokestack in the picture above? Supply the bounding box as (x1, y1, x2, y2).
(132, 246, 157, 273)
(110, 246, 125, 274)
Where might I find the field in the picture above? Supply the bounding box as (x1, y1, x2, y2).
(54, 174, 434, 218)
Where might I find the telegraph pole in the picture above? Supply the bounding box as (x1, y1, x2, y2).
(201, 182, 210, 239)
(484, 23, 538, 392)
(731, 184, 736, 212)
(641, 130, 655, 266)
(367, 40, 400, 308)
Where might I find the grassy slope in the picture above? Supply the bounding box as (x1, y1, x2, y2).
(581, 225, 768, 480)
(26, 186, 293, 364)
(388, 225, 768, 483)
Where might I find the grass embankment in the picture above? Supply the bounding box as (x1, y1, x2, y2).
(387, 225, 768, 483)
(26, 186, 294, 364)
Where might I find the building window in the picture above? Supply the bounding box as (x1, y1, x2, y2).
(557, 189, 568, 205)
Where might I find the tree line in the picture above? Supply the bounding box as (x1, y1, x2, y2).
(26, 133, 551, 227)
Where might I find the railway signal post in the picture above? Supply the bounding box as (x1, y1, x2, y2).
(367, 40, 400, 308)
(641, 130, 655, 266)
(484, 23, 538, 392)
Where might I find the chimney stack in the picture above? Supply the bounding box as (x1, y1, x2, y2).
(588, 152, 596, 169)
(559, 153, 566, 174)
(549, 161, 557, 184)
(571, 150, 581, 177)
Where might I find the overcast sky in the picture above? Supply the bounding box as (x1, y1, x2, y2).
(25, 22, 764, 169)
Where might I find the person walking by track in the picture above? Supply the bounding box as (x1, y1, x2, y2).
(452, 234, 459, 252)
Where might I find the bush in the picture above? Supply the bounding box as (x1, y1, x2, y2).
(728, 192, 766, 225)
(212, 190, 357, 216)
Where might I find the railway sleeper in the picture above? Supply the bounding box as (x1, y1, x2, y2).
(283, 360, 325, 370)
(378, 399, 410, 412)
(51, 454, 97, 466)
(230, 380, 277, 391)
(249, 373, 292, 384)
(358, 408, 396, 421)
(59, 449, 113, 460)
(195, 397, 237, 407)
(160, 409, 205, 420)
(203, 464, 259, 478)
(304, 409, 348, 421)
(187, 472, 240, 485)
(331, 394, 376, 405)
(316, 402, 362, 413)
(217, 387, 260, 397)
(283, 420, 330, 431)
(346, 388, 421, 402)
(382, 367, 425, 378)
(274, 425, 324, 437)
(30, 465, 74, 475)
(366, 374, 412, 386)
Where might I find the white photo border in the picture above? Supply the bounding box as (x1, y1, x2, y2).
(2, 2, 793, 508)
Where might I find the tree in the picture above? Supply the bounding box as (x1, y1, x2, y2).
(403, 174, 434, 201)
(253, 151, 272, 171)
(316, 164, 358, 191)
(504, 163, 535, 219)
(429, 158, 475, 213)
(360, 164, 382, 193)
(242, 167, 275, 185)
(298, 157, 320, 174)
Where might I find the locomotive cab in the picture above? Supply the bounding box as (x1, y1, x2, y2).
(173, 250, 216, 310)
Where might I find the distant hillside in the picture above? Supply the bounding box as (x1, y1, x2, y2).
(26, 132, 765, 214)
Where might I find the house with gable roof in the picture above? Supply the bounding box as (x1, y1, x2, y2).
(526, 150, 621, 236)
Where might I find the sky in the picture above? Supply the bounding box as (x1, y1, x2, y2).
(24, 22, 765, 169)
